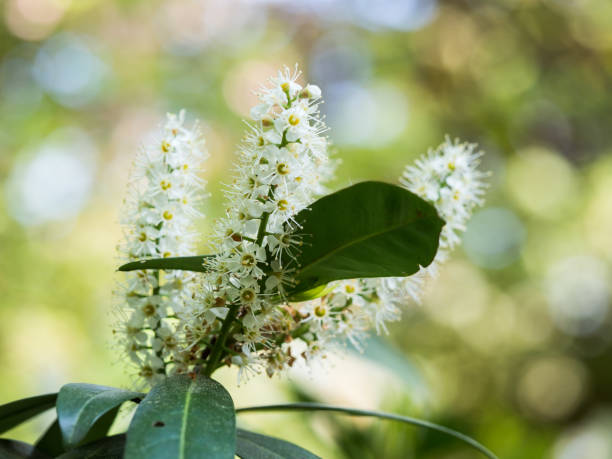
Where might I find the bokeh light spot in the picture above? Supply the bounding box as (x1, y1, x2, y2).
(463, 207, 526, 269)
(506, 147, 577, 219)
(517, 356, 587, 421)
(5, 127, 97, 226)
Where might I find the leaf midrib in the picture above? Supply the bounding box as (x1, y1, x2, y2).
(178, 382, 195, 459)
(297, 214, 433, 279)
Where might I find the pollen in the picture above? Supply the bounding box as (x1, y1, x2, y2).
(161, 140, 171, 152)
(277, 163, 290, 175)
(288, 114, 300, 126)
(160, 180, 171, 190)
(163, 251, 172, 258)
(163, 210, 173, 220)
(241, 289, 256, 303)
(241, 254, 256, 267)
(314, 306, 326, 317)
(345, 284, 355, 294)
(277, 199, 289, 211)
(138, 232, 147, 242)
(142, 303, 156, 316)
(281, 82, 290, 92)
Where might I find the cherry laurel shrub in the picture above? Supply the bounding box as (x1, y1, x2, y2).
(0, 67, 497, 459)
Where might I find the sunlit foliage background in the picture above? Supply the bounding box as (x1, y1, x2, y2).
(1, 1, 612, 457)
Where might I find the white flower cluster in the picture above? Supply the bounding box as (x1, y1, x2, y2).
(180, 67, 336, 379)
(115, 67, 488, 386)
(379, 138, 489, 305)
(115, 111, 207, 386)
(284, 139, 488, 362)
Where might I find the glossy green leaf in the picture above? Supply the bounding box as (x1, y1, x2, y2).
(286, 181, 444, 294)
(57, 383, 142, 449)
(236, 403, 498, 459)
(125, 374, 235, 459)
(56, 434, 126, 459)
(0, 393, 57, 435)
(236, 429, 320, 459)
(35, 419, 64, 457)
(0, 439, 50, 459)
(118, 255, 211, 272)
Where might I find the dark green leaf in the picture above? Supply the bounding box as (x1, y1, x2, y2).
(57, 383, 142, 449)
(56, 434, 126, 459)
(118, 255, 211, 272)
(35, 419, 64, 456)
(80, 406, 120, 444)
(236, 429, 320, 459)
(0, 393, 57, 435)
(125, 374, 235, 459)
(236, 403, 497, 459)
(286, 181, 444, 294)
(0, 439, 50, 459)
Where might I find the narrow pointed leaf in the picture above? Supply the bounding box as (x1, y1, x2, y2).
(36, 419, 64, 456)
(56, 434, 126, 459)
(0, 439, 50, 459)
(118, 255, 211, 272)
(236, 403, 498, 459)
(57, 383, 142, 449)
(285, 181, 444, 294)
(0, 393, 57, 434)
(236, 429, 320, 459)
(125, 374, 235, 459)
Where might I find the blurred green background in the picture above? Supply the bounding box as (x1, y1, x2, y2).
(1, 0, 612, 457)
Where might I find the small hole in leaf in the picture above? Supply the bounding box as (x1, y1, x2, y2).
(153, 421, 165, 427)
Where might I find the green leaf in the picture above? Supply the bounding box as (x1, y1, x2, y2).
(287, 283, 337, 302)
(286, 181, 444, 294)
(0, 393, 57, 435)
(118, 255, 211, 272)
(0, 439, 50, 459)
(56, 434, 126, 459)
(57, 383, 142, 449)
(125, 374, 235, 459)
(36, 419, 64, 456)
(236, 403, 498, 459)
(236, 429, 320, 459)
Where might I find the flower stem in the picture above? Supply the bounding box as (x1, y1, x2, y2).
(203, 211, 271, 377)
(202, 303, 240, 377)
